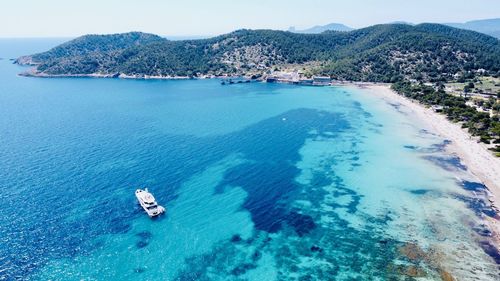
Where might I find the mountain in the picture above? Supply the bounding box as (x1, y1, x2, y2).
(16, 32, 165, 67)
(444, 18, 500, 38)
(388, 21, 414, 26)
(288, 23, 354, 33)
(17, 24, 500, 83)
(289, 19, 500, 38)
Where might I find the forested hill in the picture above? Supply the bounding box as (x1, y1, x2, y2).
(16, 24, 500, 82)
(15, 32, 165, 66)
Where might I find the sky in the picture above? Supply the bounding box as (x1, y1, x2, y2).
(0, 0, 499, 38)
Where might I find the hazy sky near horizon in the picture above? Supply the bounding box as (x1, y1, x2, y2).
(1, 0, 499, 37)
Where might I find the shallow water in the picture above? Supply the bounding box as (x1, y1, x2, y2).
(0, 40, 498, 280)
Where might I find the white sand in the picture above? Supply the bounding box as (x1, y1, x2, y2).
(358, 84, 500, 244)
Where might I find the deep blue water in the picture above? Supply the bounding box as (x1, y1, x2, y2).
(0, 40, 499, 280)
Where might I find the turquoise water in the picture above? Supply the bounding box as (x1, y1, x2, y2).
(0, 40, 498, 280)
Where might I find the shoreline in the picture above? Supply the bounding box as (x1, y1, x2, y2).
(14, 65, 259, 81)
(363, 84, 500, 200)
(360, 83, 500, 248)
(18, 72, 199, 80)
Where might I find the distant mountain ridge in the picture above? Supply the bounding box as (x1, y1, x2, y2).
(384, 18, 500, 38)
(444, 18, 500, 38)
(288, 23, 354, 33)
(17, 24, 500, 82)
(289, 19, 500, 38)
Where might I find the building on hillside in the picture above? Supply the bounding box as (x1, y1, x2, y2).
(432, 105, 444, 112)
(299, 78, 313, 85)
(476, 68, 486, 74)
(278, 71, 300, 82)
(266, 76, 277, 83)
(313, 76, 331, 86)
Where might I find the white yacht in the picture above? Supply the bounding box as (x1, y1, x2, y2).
(135, 188, 165, 217)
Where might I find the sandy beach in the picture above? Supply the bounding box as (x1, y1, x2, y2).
(361, 84, 500, 245)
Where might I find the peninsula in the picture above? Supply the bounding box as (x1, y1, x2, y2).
(16, 24, 500, 82)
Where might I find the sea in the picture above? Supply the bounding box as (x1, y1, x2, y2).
(0, 39, 498, 280)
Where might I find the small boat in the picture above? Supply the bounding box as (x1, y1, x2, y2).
(135, 188, 165, 217)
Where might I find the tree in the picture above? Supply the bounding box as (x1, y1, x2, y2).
(464, 85, 471, 98)
(493, 103, 500, 115)
(436, 82, 445, 92)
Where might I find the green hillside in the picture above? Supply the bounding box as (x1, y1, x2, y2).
(17, 24, 500, 82)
